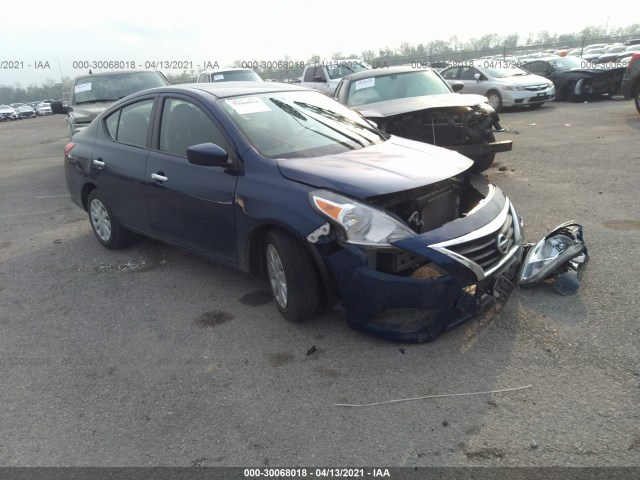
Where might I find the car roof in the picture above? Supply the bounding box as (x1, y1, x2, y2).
(138, 81, 310, 99)
(342, 66, 428, 81)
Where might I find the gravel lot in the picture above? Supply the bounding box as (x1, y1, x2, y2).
(0, 99, 639, 469)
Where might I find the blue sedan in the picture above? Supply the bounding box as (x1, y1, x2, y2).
(64, 82, 523, 342)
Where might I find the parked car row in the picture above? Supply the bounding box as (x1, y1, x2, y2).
(0, 103, 47, 120)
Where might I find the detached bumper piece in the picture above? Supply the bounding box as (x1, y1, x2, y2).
(519, 221, 588, 295)
(323, 187, 523, 343)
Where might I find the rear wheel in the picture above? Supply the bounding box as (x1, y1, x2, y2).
(265, 229, 321, 321)
(87, 190, 132, 249)
(635, 86, 640, 114)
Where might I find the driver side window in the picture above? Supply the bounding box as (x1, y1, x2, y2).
(159, 98, 226, 157)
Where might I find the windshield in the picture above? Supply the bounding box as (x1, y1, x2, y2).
(550, 56, 583, 70)
(72, 72, 167, 105)
(483, 66, 530, 78)
(219, 91, 386, 159)
(346, 70, 451, 106)
(326, 62, 370, 80)
(209, 70, 262, 82)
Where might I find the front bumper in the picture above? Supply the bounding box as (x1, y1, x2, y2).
(503, 86, 556, 107)
(318, 186, 524, 342)
(454, 139, 512, 157)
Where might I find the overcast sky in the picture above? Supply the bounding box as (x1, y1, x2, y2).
(0, 0, 632, 87)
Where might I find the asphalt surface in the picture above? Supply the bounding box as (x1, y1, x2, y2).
(0, 100, 639, 468)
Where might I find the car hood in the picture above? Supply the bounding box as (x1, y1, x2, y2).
(352, 93, 490, 118)
(68, 103, 112, 123)
(276, 136, 473, 199)
(560, 66, 626, 76)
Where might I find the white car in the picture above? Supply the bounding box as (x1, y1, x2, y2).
(196, 68, 263, 83)
(36, 103, 53, 116)
(440, 62, 556, 110)
(0, 104, 18, 121)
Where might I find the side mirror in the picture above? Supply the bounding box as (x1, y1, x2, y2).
(474, 73, 482, 82)
(187, 143, 229, 167)
(313, 76, 326, 83)
(451, 81, 464, 92)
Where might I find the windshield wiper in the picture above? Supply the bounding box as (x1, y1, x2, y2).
(270, 98, 307, 121)
(293, 101, 387, 140)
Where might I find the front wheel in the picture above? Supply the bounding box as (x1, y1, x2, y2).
(485, 90, 502, 111)
(265, 229, 321, 322)
(87, 190, 132, 249)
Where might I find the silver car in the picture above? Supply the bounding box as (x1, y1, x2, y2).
(441, 62, 556, 110)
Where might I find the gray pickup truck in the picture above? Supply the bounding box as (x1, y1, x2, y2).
(300, 59, 370, 96)
(52, 70, 169, 137)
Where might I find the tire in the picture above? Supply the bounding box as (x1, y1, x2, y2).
(635, 86, 640, 114)
(87, 190, 132, 249)
(485, 90, 502, 111)
(469, 132, 496, 173)
(265, 229, 321, 322)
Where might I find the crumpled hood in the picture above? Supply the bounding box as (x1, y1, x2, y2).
(68, 103, 113, 123)
(565, 66, 626, 76)
(276, 136, 473, 199)
(353, 93, 490, 118)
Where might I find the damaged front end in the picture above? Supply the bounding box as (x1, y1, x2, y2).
(370, 103, 511, 172)
(307, 177, 524, 343)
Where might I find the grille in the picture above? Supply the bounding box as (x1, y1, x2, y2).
(445, 210, 515, 272)
(524, 84, 548, 91)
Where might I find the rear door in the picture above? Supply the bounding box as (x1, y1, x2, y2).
(458, 66, 485, 94)
(90, 96, 155, 232)
(145, 94, 239, 263)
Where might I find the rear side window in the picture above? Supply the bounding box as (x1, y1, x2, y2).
(104, 99, 154, 147)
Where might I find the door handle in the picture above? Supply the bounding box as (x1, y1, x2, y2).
(92, 159, 105, 167)
(151, 173, 168, 183)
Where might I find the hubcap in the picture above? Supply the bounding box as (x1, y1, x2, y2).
(90, 199, 112, 242)
(487, 93, 500, 110)
(267, 244, 287, 308)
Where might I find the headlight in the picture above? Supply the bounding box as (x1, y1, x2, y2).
(309, 190, 416, 247)
(519, 234, 585, 287)
(503, 85, 524, 91)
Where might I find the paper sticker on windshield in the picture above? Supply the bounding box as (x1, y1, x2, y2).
(354, 78, 375, 90)
(213, 74, 224, 81)
(74, 83, 92, 94)
(225, 97, 271, 114)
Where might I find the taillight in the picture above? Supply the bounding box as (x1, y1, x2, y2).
(628, 53, 640, 70)
(64, 142, 76, 155)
